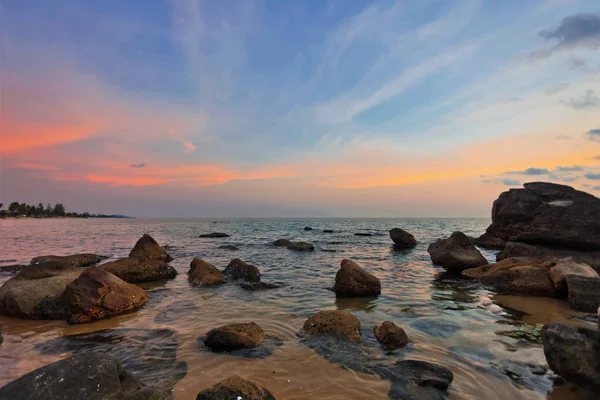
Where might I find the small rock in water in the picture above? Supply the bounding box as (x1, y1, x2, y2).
(377, 359, 453, 400)
(355, 233, 373, 237)
(428, 231, 488, 270)
(189, 257, 226, 286)
(287, 241, 314, 251)
(302, 310, 361, 340)
(389, 228, 417, 249)
(333, 259, 381, 297)
(222, 259, 261, 282)
(273, 238, 291, 247)
(323, 229, 334, 233)
(199, 232, 230, 238)
(374, 321, 408, 350)
(239, 282, 284, 291)
(219, 245, 239, 251)
(304, 226, 313, 231)
(196, 376, 276, 400)
(204, 322, 265, 351)
(129, 233, 173, 262)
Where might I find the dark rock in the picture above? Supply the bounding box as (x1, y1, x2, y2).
(0, 264, 25, 274)
(204, 322, 265, 351)
(302, 310, 361, 340)
(0, 353, 167, 400)
(222, 259, 261, 282)
(485, 182, 600, 249)
(196, 376, 275, 400)
(218, 245, 239, 251)
(462, 257, 556, 297)
(0, 321, 2, 345)
(273, 238, 291, 246)
(99, 257, 177, 283)
(377, 359, 453, 400)
(374, 321, 408, 350)
(491, 360, 551, 392)
(286, 241, 314, 251)
(355, 233, 373, 236)
(323, 229, 334, 233)
(566, 275, 600, 312)
(497, 241, 600, 270)
(469, 233, 507, 250)
(541, 323, 600, 390)
(188, 257, 225, 286)
(64, 268, 149, 324)
(199, 232, 230, 238)
(427, 232, 489, 270)
(411, 318, 461, 339)
(389, 228, 417, 249)
(30, 253, 104, 268)
(129, 234, 173, 262)
(36, 328, 187, 386)
(333, 259, 381, 297)
(239, 282, 284, 291)
(549, 258, 597, 293)
(304, 226, 313, 231)
(321, 248, 337, 252)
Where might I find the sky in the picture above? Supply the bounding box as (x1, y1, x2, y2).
(0, 0, 599, 218)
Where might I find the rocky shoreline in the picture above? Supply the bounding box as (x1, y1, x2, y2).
(1, 181, 599, 399)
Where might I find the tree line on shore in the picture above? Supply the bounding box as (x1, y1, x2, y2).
(0, 202, 122, 218)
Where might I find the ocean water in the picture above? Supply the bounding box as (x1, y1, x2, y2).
(0, 218, 596, 399)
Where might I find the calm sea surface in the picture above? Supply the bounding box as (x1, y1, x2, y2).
(0, 218, 595, 399)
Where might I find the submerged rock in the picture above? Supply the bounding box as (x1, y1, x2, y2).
(389, 228, 417, 249)
(541, 323, 600, 391)
(129, 234, 173, 262)
(0, 352, 168, 400)
(239, 282, 284, 291)
(333, 259, 381, 297)
(411, 318, 461, 339)
(491, 360, 550, 392)
(374, 321, 408, 350)
(30, 253, 104, 268)
(302, 310, 361, 340)
(323, 229, 334, 233)
(355, 233, 373, 237)
(65, 268, 149, 324)
(566, 275, 600, 312)
(304, 226, 313, 231)
(188, 257, 225, 286)
(199, 232, 230, 238)
(218, 245, 239, 251)
(204, 322, 265, 352)
(99, 257, 177, 283)
(287, 241, 315, 251)
(196, 376, 276, 400)
(549, 258, 598, 293)
(427, 232, 488, 270)
(222, 259, 261, 282)
(377, 360, 453, 400)
(273, 238, 291, 247)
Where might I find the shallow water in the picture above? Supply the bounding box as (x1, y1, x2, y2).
(0, 218, 596, 399)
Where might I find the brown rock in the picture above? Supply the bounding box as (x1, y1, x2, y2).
(189, 258, 225, 286)
(497, 241, 600, 271)
(222, 259, 260, 282)
(129, 234, 173, 262)
(302, 310, 361, 340)
(65, 268, 149, 324)
(287, 241, 314, 251)
(30, 254, 104, 268)
(374, 321, 408, 349)
(549, 258, 598, 293)
(196, 376, 275, 400)
(566, 275, 600, 312)
(333, 259, 381, 297)
(389, 228, 417, 249)
(204, 322, 265, 351)
(427, 232, 488, 270)
(99, 257, 177, 283)
(273, 238, 291, 247)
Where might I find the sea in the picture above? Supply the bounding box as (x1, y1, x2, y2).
(0, 218, 596, 399)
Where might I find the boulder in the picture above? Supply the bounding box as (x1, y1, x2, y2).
(222, 259, 260, 282)
(541, 323, 600, 390)
(188, 258, 225, 286)
(196, 376, 275, 400)
(30, 253, 104, 268)
(129, 234, 173, 262)
(549, 258, 598, 293)
(204, 322, 265, 351)
(64, 268, 149, 324)
(462, 257, 555, 297)
(374, 321, 408, 350)
(273, 238, 291, 247)
(99, 257, 177, 283)
(427, 232, 489, 270)
(484, 182, 600, 249)
(287, 241, 314, 251)
(389, 228, 417, 249)
(0, 352, 168, 400)
(497, 241, 600, 271)
(302, 310, 361, 340)
(333, 259, 381, 297)
(304, 226, 313, 231)
(199, 232, 230, 238)
(566, 275, 600, 312)
(0, 263, 81, 319)
(218, 245, 239, 250)
(469, 233, 506, 250)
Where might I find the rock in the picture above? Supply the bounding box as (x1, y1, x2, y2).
(302, 310, 361, 340)
(549, 258, 598, 293)
(304, 226, 313, 231)
(541, 323, 600, 390)
(427, 231, 489, 270)
(204, 322, 265, 351)
(355, 233, 373, 236)
(188, 258, 225, 286)
(333, 259, 381, 297)
(273, 238, 291, 246)
(64, 268, 149, 324)
(99, 257, 177, 283)
(566, 275, 600, 312)
(498, 241, 600, 271)
(389, 228, 417, 249)
(377, 360, 453, 400)
(0, 321, 3, 345)
(0, 264, 24, 274)
(196, 376, 275, 400)
(374, 321, 408, 350)
(0, 263, 81, 319)
(321, 248, 337, 252)
(30, 253, 104, 268)
(490, 360, 551, 392)
(222, 259, 261, 282)
(0, 352, 167, 400)
(469, 233, 507, 250)
(129, 234, 173, 262)
(287, 241, 314, 251)
(484, 182, 600, 249)
(239, 282, 284, 291)
(462, 257, 555, 297)
(218, 245, 239, 250)
(323, 229, 334, 233)
(199, 232, 230, 238)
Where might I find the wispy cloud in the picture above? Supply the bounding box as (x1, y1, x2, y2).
(533, 13, 600, 58)
(588, 129, 600, 142)
(129, 162, 146, 168)
(482, 178, 521, 186)
(564, 89, 600, 110)
(507, 167, 550, 175)
(555, 165, 583, 172)
(584, 172, 600, 180)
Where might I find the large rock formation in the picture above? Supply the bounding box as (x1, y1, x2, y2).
(374, 321, 408, 350)
(566, 275, 600, 312)
(302, 310, 361, 340)
(30, 253, 104, 268)
(99, 257, 177, 283)
(196, 376, 275, 400)
(497, 241, 600, 271)
(548, 258, 598, 293)
(129, 234, 173, 262)
(541, 323, 600, 391)
(333, 259, 381, 297)
(0, 352, 168, 400)
(222, 259, 261, 282)
(189, 258, 225, 286)
(65, 268, 149, 324)
(204, 322, 265, 351)
(427, 232, 488, 270)
(0, 263, 81, 319)
(389, 228, 417, 249)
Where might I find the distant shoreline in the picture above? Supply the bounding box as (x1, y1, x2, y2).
(0, 216, 134, 220)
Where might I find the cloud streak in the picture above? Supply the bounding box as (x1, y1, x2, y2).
(129, 162, 146, 168)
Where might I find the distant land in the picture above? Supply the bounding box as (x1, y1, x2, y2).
(0, 202, 133, 219)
